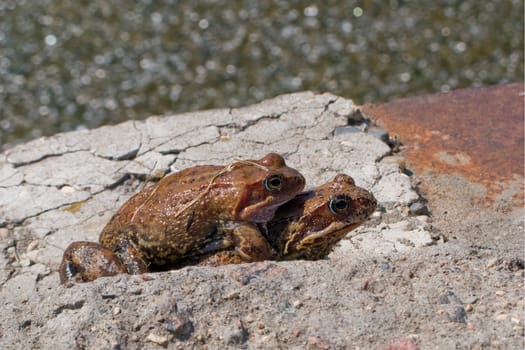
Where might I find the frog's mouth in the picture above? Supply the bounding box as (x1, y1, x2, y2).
(283, 221, 363, 260)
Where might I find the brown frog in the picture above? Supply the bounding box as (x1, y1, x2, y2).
(194, 173, 377, 265)
(59, 153, 305, 283)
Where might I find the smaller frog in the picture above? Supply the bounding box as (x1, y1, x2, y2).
(60, 153, 305, 283)
(195, 173, 377, 265)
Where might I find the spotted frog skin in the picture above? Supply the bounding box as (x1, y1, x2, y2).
(59, 153, 305, 283)
(195, 174, 377, 265)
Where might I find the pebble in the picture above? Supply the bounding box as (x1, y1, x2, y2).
(307, 336, 330, 350)
(465, 304, 473, 312)
(259, 335, 273, 343)
(163, 315, 194, 340)
(293, 300, 303, 309)
(28, 263, 50, 277)
(224, 324, 247, 345)
(130, 287, 143, 295)
(140, 274, 156, 281)
(367, 127, 390, 143)
(380, 262, 390, 270)
(463, 297, 479, 305)
(18, 256, 33, 267)
(146, 333, 169, 346)
(495, 290, 506, 296)
(486, 257, 499, 268)
(347, 109, 366, 123)
(333, 126, 363, 136)
(511, 316, 522, 324)
(0, 228, 8, 239)
(449, 306, 467, 324)
(26, 240, 40, 252)
(402, 269, 415, 280)
(495, 314, 508, 321)
(223, 291, 240, 300)
(409, 201, 429, 216)
(416, 215, 429, 223)
(112, 307, 121, 315)
(507, 257, 524, 271)
(361, 278, 372, 290)
(59, 186, 76, 193)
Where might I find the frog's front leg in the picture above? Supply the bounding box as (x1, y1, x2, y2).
(195, 224, 275, 265)
(219, 222, 277, 262)
(59, 241, 127, 284)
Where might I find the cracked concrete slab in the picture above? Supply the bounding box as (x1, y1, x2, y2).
(0, 92, 437, 349)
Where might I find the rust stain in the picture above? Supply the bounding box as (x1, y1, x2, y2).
(361, 83, 524, 207)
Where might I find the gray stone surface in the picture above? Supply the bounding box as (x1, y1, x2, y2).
(0, 92, 521, 349)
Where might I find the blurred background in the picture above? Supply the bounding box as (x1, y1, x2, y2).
(0, 0, 523, 150)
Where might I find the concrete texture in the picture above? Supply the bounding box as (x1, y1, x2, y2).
(0, 90, 522, 349)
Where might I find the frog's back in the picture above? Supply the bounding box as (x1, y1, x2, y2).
(99, 165, 223, 248)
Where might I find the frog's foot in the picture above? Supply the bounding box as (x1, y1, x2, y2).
(59, 241, 127, 284)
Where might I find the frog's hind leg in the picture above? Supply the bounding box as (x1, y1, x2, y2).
(59, 241, 127, 284)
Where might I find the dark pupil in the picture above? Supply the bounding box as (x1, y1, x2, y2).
(329, 195, 350, 214)
(334, 199, 348, 210)
(270, 178, 281, 188)
(265, 175, 283, 191)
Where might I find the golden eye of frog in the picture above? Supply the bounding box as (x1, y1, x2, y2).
(59, 153, 305, 283)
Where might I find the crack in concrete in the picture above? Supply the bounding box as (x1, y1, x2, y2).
(235, 112, 284, 132)
(3, 175, 134, 228)
(7, 147, 91, 168)
(9, 198, 90, 226)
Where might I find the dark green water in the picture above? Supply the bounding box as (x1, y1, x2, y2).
(0, 0, 523, 150)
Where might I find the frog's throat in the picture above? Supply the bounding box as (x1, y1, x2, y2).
(283, 221, 362, 258)
(129, 160, 269, 223)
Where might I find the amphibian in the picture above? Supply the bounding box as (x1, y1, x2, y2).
(60, 153, 305, 283)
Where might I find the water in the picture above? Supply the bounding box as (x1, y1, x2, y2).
(0, 0, 522, 150)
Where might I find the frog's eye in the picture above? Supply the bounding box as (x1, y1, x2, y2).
(328, 195, 350, 215)
(264, 174, 283, 192)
